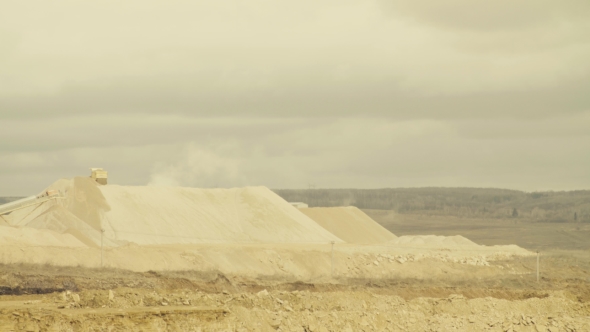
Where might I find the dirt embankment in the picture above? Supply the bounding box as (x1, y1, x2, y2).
(2, 288, 588, 332)
(299, 206, 396, 244)
(0, 258, 589, 332)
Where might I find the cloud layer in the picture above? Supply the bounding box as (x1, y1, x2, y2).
(1, 0, 589, 195)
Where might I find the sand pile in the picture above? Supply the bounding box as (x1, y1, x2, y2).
(0, 176, 532, 276)
(1, 178, 125, 247)
(299, 207, 396, 244)
(388, 235, 479, 248)
(0, 225, 85, 247)
(1, 177, 342, 247)
(99, 184, 342, 245)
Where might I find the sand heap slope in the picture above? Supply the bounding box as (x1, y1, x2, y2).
(0, 225, 86, 247)
(1, 177, 125, 247)
(386, 235, 526, 253)
(299, 207, 396, 244)
(99, 184, 342, 245)
(2, 177, 342, 247)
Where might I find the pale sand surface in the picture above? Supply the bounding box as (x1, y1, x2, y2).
(0, 242, 531, 276)
(100, 184, 341, 245)
(1, 177, 341, 247)
(0, 226, 85, 247)
(0, 177, 532, 275)
(299, 206, 396, 244)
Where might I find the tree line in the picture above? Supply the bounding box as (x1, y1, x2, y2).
(273, 188, 590, 223)
(0, 197, 21, 205)
(3, 188, 589, 223)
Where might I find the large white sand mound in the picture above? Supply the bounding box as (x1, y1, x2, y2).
(3, 177, 342, 246)
(99, 184, 342, 245)
(299, 207, 396, 244)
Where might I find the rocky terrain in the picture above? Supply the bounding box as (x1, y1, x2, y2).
(3, 287, 588, 332)
(0, 252, 588, 331)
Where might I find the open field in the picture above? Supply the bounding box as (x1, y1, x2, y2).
(365, 209, 590, 251)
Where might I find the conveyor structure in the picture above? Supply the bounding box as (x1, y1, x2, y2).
(0, 190, 62, 216)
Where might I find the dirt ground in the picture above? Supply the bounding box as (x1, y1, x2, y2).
(0, 210, 589, 331)
(0, 250, 589, 331)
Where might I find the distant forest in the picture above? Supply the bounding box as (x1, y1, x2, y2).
(274, 188, 590, 223)
(0, 197, 21, 205)
(2, 188, 589, 223)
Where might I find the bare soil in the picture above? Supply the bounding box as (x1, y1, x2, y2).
(1, 208, 589, 331)
(0, 249, 589, 331)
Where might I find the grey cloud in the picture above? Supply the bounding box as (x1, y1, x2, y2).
(380, 0, 590, 31)
(2, 1, 589, 121)
(342, 134, 590, 191)
(454, 113, 590, 140)
(2, 72, 589, 120)
(1, 116, 590, 195)
(1, 0, 589, 195)
(0, 115, 326, 152)
(452, 23, 590, 54)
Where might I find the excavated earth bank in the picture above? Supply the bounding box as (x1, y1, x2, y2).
(0, 254, 589, 332)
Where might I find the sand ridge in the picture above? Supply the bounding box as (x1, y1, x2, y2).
(99, 184, 343, 245)
(0, 177, 343, 247)
(299, 206, 397, 244)
(0, 177, 532, 275)
(0, 225, 85, 247)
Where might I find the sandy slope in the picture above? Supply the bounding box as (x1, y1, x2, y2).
(0, 177, 532, 275)
(1, 177, 342, 246)
(299, 207, 396, 244)
(0, 225, 85, 247)
(99, 184, 342, 245)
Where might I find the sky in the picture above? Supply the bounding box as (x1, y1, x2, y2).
(1, 0, 589, 195)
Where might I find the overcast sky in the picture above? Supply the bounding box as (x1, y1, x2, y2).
(1, 0, 589, 195)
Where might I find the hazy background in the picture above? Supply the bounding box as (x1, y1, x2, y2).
(1, 0, 589, 195)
